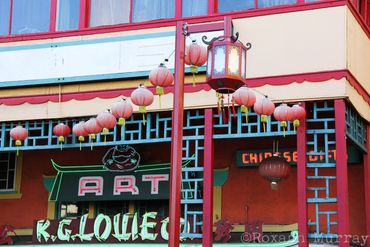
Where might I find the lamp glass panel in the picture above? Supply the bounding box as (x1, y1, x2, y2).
(228, 45, 240, 76)
(213, 45, 226, 75)
(206, 48, 212, 77)
(241, 48, 246, 78)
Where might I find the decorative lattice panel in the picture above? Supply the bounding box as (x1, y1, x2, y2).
(345, 103, 367, 153)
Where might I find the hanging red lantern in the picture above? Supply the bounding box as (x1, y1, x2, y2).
(259, 154, 291, 190)
(291, 104, 306, 132)
(149, 63, 174, 95)
(96, 110, 117, 143)
(10, 126, 28, 156)
(53, 123, 71, 150)
(84, 118, 102, 150)
(111, 98, 133, 126)
(131, 85, 154, 125)
(253, 96, 275, 132)
(185, 41, 207, 86)
(273, 103, 293, 137)
(72, 121, 88, 150)
(233, 86, 256, 123)
(203, 33, 251, 94)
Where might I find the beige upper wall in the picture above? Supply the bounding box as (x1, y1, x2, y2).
(346, 7, 370, 93)
(234, 6, 347, 78)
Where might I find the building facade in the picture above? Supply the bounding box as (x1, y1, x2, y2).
(0, 0, 369, 246)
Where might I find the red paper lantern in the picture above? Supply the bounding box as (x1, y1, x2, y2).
(10, 126, 28, 155)
(96, 111, 117, 141)
(149, 64, 174, 96)
(291, 104, 306, 131)
(203, 33, 251, 94)
(259, 155, 291, 190)
(84, 118, 102, 149)
(273, 103, 292, 136)
(185, 41, 207, 86)
(253, 96, 275, 132)
(73, 121, 88, 150)
(53, 123, 70, 149)
(111, 99, 133, 126)
(233, 86, 256, 123)
(131, 85, 154, 125)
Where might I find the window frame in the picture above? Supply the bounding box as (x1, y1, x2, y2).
(0, 0, 368, 40)
(0, 151, 22, 199)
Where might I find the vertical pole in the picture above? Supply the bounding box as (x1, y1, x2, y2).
(364, 126, 370, 247)
(208, 0, 216, 15)
(79, 0, 89, 29)
(224, 16, 232, 36)
(202, 108, 214, 246)
(175, 0, 182, 19)
(49, 0, 57, 32)
(168, 21, 186, 247)
(334, 99, 350, 247)
(297, 102, 308, 247)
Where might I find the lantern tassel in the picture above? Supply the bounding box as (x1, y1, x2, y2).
(281, 121, 287, 138)
(190, 65, 198, 87)
(241, 105, 249, 124)
(118, 117, 125, 126)
(293, 119, 300, 133)
(80, 142, 82, 151)
(159, 95, 162, 109)
(78, 136, 84, 151)
(261, 115, 268, 132)
(58, 136, 65, 151)
(271, 182, 278, 190)
(139, 106, 147, 125)
(16, 148, 19, 156)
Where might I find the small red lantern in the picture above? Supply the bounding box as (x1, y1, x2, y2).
(203, 33, 251, 94)
(73, 121, 88, 150)
(253, 96, 275, 132)
(185, 41, 207, 86)
(291, 104, 306, 132)
(96, 110, 117, 143)
(233, 86, 256, 123)
(84, 118, 102, 150)
(259, 154, 291, 190)
(149, 63, 174, 95)
(10, 126, 28, 155)
(131, 85, 154, 125)
(273, 103, 292, 137)
(111, 98, 133, 126)
(53, 123, 71, 150)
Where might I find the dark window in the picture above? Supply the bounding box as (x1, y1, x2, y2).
(0, 153, 17, 192)
(56, 0, 80, 31)
(96, 201, 129, 216)
(218, 0, 255, 12)
(89, 0, 130, 27)
(135, 200, 169, 218)
(182, 0, 208, 17)
(11, 0, 51, 35)
(132, 0, 175, 22)
(59, 202, 89, 219)
(0, 0, 10, 36)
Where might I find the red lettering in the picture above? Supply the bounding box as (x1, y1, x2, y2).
(283, 152, 291, 162)
(292, 151, 298, 162)
(142, 174, 169, 194)
(114, 176, 139, 195)
(242, 154, 250, 164)
(78, 177, 103, 196)
(249, 153, 258, 164)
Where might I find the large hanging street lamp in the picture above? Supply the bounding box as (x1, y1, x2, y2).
(203, 33, 251, 94)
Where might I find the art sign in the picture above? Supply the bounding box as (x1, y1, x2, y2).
(33, 213, 192, 244)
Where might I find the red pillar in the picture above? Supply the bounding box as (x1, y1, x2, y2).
(168, 21, 186, 247)
(297, 102, 308, 247)
(334, 99, 350, 247)
(364, 126, 370, 247)
(202, 108, 214, 246)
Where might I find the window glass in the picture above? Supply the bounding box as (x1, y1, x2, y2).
(258, 0, 296, 7)
(11, 0, 51, 35)
(0, 153, 16, 192)
(182, 0, 208, 17)
(135, 200, 169, 218)
(56, 0, 80, 31)
(218, 0, 254, 12)
(90, 0, 130, 27)
(0, 0, 10, 36)
(133, 0, 175, 22)
(96, 201, 129, 216)
(59, 202, 89, 219)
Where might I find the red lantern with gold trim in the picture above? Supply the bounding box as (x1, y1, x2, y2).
(131, 85, 154, 125)
(273, 103, 292, 137)
(72, 121, 88, 150)
(149, 64, 173, 107)
(185, 41, 207, 86)
(10, 126, 28, 155)
(84, 118, 102, 150)
(96, 110, 117, 143)
(259, 154, 291, 190)
(111, 98, 133, 126)
(291, 104, 306, 132)
(233, 86, 256, 123)
(53, 123, 70, 150)
(253, 96, 275, 132)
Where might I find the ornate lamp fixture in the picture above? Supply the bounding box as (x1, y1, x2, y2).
(203, 32, 251, 94)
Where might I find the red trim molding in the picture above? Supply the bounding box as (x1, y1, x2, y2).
(347, 0, 370, 39)
(335, 99, 350, 247)
(297, 102, 308, 247)
(0, 0, 347, 43)
(0, 70, 368, 106)
(364, 126, 370, 246)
